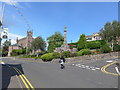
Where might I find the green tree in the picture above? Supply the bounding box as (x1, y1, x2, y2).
(100, 45, 111, 53)
(31, 36, 46, 51)
(3, 40, 11, 47)
(47, 32, 64, 52)
(100, 22, 112, 43)
(100, 20, 120, 45)
(77, 34, 87, 51)
(2, 40, 11, 56)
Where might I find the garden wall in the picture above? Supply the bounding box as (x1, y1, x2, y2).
(51, 52, 120, 63)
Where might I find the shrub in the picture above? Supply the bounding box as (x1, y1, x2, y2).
(2, 51, 8, 57)
(52, 52, 60, 59)
(41, 53, 54, 61)
(86, 41, 101, 49)
(97, 40, 107, 46)
(77, 49, 92, 56)
(100, 45, 111, 53)
(70, 52, 78, 57)
(113, 44, 120, 51)
(37, 51, 48, 56)
(61, 51, 70, 58)
(11, 49, 26, 56)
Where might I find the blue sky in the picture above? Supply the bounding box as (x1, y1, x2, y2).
(1, 2, 118, 44)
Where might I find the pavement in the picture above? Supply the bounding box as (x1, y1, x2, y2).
(0, 57, 120, 89)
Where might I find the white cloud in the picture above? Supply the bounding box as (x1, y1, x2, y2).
(8, 33, 25, 44)
(0, 0, 18, 6)
(1, 32, 25, 44)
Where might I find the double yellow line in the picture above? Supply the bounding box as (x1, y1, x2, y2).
(101, 61, 120, 76)
(12, 67, 35, 90)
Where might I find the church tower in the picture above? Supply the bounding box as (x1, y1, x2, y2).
(27, 31, 33, 37)
(27, 30, 33, 47)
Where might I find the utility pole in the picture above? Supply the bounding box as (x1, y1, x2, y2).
(0, 2, 5, 46)
(0, 2, 5, 58)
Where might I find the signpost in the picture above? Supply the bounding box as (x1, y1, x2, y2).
(2, 28, 8, 39)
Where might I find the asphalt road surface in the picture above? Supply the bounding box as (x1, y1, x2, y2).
(1, 57, 119, 89)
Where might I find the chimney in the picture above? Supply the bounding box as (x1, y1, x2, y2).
(16, 37, 18, 44)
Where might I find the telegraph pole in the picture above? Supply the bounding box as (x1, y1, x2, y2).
(0, 2, 5, 45)
(0, 2, 5, 58)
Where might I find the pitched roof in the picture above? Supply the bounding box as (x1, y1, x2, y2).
(18, 37, 27, 41)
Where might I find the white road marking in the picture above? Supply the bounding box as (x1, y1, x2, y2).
(1, 62, 5, 64)
(86, 66, 89, 68)
(91, 69, 96, 71)
(72, 63, 100, 71)
(96, 68, 100, 70)
(76, 64, 79, 66)
(106, 60, 113, 63)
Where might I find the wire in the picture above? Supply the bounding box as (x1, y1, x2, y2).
(8, 0, 32, 30)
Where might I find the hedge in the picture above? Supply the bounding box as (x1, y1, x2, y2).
(86, 41, 101, 49)
(11, 49, 26, 56)
(113, 44, 120, 51)
(100, 45, 111, 53)
(61, 51, 70, 58)
(77, 49, 92, 56)
(41, 52, 60, 61)
(52, 52, 60, 59)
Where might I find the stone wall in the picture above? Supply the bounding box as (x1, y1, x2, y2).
(11, 52, 120, 64)
(51, 52, 120, 63)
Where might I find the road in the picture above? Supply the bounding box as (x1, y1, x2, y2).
(1, 57, 120, 89)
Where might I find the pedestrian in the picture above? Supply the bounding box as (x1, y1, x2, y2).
(59, 56, 66, 69)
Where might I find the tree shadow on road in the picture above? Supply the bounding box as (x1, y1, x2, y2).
(2, 64, 24, 90)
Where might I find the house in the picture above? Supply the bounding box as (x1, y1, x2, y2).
(86, 32, 102, 41)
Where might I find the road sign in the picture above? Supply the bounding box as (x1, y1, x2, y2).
(2, 35, 8, 39)
(2, 28, 8, 39)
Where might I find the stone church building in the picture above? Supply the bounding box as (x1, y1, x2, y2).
(8, 31, 34, 56)
(17, 31, 33, 48)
